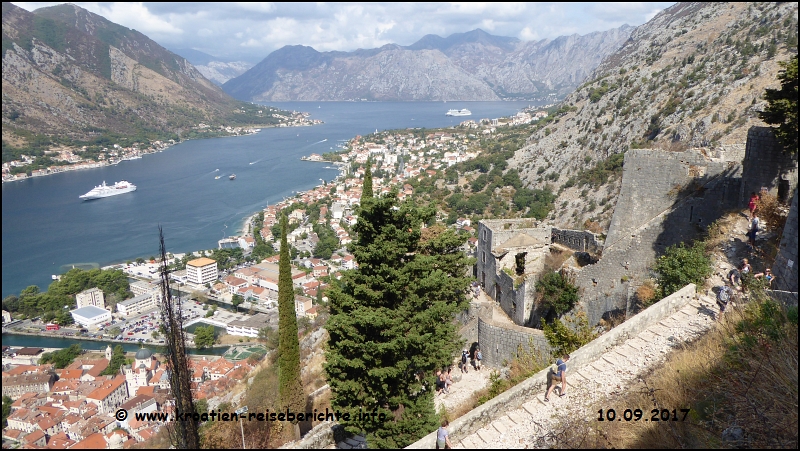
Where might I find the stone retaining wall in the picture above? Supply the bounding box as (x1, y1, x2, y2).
(477, 314, 549, 367)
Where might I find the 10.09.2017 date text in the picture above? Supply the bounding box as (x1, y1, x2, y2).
(597, 408, 690, 422)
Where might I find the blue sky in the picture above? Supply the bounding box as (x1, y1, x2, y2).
(13, 2, 675, 62)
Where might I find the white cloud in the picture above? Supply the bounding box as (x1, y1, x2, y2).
(10, 2, 675, 61)
(89, 2, 183, 35)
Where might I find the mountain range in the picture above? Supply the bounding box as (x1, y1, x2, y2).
(222, 27, 634, 102)
(1, 2, 272, 157)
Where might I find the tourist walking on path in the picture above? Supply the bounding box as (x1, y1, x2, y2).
(436, 419, 453, 449)
(474, 347, 482, 371)
(545, 354, 570, 402)
(716, 284, 733, 321)
(460, 350, 469, 373)
(748, 192, 760, 219)
(747, 214, 762, 248)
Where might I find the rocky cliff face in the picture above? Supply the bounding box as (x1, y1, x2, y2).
(1, 3, 245, 147)
(223, 27, 633, 102)
(510, 1, 798, 230)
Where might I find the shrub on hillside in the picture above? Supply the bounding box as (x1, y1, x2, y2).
(654, 242, 711, 298)
(536, 271, 579, 317)
(541, 310, 596, 355)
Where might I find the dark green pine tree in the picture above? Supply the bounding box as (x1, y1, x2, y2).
(324, 192, 473, 448)
(759, 55, 798, 154)
(362, 156, 374, 200)
(277, 213, 305, 435)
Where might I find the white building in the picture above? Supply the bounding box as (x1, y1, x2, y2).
(75, 288, 105, 310)
(70, 306, 112, 328)
(122, 348, 158, 397)
(225, 313, 271, 338)
(186, 257, 218, 288)
(116, 292, 161, 317)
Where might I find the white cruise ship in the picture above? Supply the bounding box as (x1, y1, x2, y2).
(446, 108, 472, 116)
(79, 181, 137, 200)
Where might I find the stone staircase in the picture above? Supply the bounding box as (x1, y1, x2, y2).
(450, 293, 721, 449)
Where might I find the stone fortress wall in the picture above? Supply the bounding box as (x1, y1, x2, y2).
(475, 125, 798, 364)
(576, 147, 744, 324)
(772, 189, 798, 294)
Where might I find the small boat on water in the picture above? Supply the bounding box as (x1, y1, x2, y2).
(229, 174, 236, 180)
(215, 175, 221, 180)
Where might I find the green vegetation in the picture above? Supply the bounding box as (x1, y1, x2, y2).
(759, 56, 798, 154)
(277, 214, 304, 431)
(654, 241, 712, 299)
(39, 344, 83, 368)
(250, 212, 277, 262)
(193, 325, 216, 349)
(564, 152, 625, 189)
(210, 247, 245, 271)
(2, 268, 129, 321)
(535, 272, 580, 319)
(231, 294, 244, 312)
(257, 326, 280, 351)
(362, 156, 374, 199)
(325, 194, 472, 448)
(101, 345, 127, 376)
(2, 396, 11, 428)
(541, 312, 596, 356)
(512, 186, 556, 219)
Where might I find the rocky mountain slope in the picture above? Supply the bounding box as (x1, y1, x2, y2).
(222, 27, 633, 102)
(170, 48, 253, 86)
(1, 3, 269, 153)
(511, 1, 798, 230)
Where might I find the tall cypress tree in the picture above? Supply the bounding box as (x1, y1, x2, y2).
(324, 193, 472, 448)
(362, 156, 373, 200)
(277, 213, 304, 435)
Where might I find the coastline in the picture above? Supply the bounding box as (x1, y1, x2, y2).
(1, 119, 322, 184)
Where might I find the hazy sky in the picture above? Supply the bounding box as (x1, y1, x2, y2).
(14, 2, 675, 62)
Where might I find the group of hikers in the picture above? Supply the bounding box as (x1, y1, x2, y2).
(435, 346, 483, 397)
(717, 192, 777, 320)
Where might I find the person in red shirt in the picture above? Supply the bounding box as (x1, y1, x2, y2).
(748, 192, 760, 220)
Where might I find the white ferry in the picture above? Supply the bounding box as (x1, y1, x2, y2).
(79, 181, 137, 200)
(446, 109, 472, 116)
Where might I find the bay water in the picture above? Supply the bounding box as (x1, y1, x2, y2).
(2, 101, 536, 299)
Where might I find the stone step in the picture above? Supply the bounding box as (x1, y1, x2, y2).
(675, 309, 696, 319)
(614, 343, 638, 360)
(522, 400, 539, 415)
(590, 358, 615, 374)
(601, 351, 627, 367)
(476, 425, 500, 443)
(648, 323, 673, 337)
(626, 337, 648, 350)
(492, 418, 509, 434)
(659, 317, 682, 328)
(638, 330, 659, 342)
(569, 370, 589, 384)
(507, 410, 526, 425)
(461, 433, 482, 447)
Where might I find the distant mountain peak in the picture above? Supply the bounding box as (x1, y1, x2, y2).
(406, 28, 520, 52)
(223, 25, 633, 102)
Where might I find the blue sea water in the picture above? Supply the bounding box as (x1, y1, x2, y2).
(2, 101, 536, 298)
